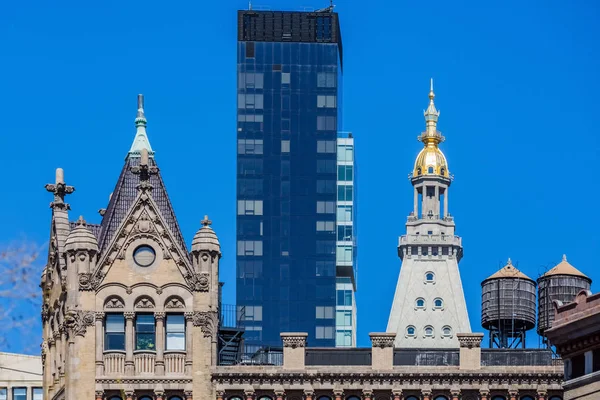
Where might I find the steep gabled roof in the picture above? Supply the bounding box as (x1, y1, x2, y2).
(96, 95, 187, 256)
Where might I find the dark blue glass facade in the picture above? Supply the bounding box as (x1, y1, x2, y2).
(236, 11, 342, 349)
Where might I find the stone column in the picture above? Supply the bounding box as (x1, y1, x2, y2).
(450, 389, 461, 400)
(281, 332, 307, 370)
(95, 390, 104, 400)
(369, 332, 395, 370)
(362, 389, 373, 400)
(392, 389, 403, 400)
(95, 312, 105, 375)
(184, 390, 193, 400)
(215, 390, 225, 400)
(457, 333, 483, 370)
(536, 389, 547, 400)
(124, 388, 135, 400)
(508, 389, 518, 400)
(59, 325, 67, 386)
(444, 187, 448, 217)
(333, 389, 344, 400)
(275, 389, 286, 400)
(585, 350, 593, 374)
(154, 312, 165, 375)
(479, 389, 490, 400)
(303, 390, 314, 400)
(154, 387, 165, 400)
(421, 389, 432, 400)
(47, 337, 56, 390)
(434, 185, 439, 217)
(414, 187, 419, 216)
(185, 312, 194, 375)
(124, 312, 135, 375)
(244, 389, 256, 400)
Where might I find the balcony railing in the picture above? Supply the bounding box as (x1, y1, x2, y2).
(104, 351, 125, 375)
(221, 304, 245, 328)
(134, 351, 155, 374)
(394, 349, 459, 366)
(481, 349, 557, 366)
(399, 234, 462, 247)
(165, 351, 186, 374)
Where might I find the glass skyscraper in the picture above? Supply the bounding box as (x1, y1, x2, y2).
(236, 9, 356, 349)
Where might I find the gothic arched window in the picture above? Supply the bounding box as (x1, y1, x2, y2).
(434, 395, 449, 400)
(491, 396, 506, 400)
(425, 272, 435, 282)
(346, 396, 361, 400)
(406, 326, 416, 336)
(416, 298, 425, 308)
(434, 298, 444, 309)
(405, 397, 419, 400)
(520, 396, 535, 400)
(228, 397, 244, 400)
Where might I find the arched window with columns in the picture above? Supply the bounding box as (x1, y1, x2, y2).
(346, 397, 361, 400)
(548, 397, 562, 400)
(519, 396, 535, 400)
(169, 396, 183, 400)
(491, 396, 506, 400)
(434, 396, 449, 400)
(317, 397, 332, 400)
(109, 397, 122, 400)
(258, 397, 273, 400)
(228, 397, 243, 400)
(405, 397, 419, 400)
(138, 396, 153, 400)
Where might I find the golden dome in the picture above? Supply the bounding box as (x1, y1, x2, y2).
(412, 79, 451, 179)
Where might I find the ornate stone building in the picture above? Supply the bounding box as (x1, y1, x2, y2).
(40, 95, 222, 400)
(40, 94, 564, 400)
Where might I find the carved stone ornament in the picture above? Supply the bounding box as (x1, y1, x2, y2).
(105, 297, 125, 309)
(282, 334, 307, 348)
(369, 333, 395, 348)
(65, 310, 95, 337)
(185, 272, 210, 292)
(457, 333, 484, 348)
(135, 297, 155, 309)
(191, 311, 217, 337)
(79, 273, 102, 291)
(165, 297, 185, 309)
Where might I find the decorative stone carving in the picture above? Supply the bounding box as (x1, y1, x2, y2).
(369, 332, 396, 348)
(185, 272, 210, 292)
(79, 273, 102, 291)
(361, 389, 373, 400)
(135, 297, 155, 309)
(154, 312, 165, 321)
(165, 297, 185, 309)
(183, 390, 193, 400)
(105, 297, 125, 309)
(191, 311, 217, 337)
(124, 312, 135, 320)
(457, 333, 484, 348)
(95, 312, 105, 321)
(281, 333, 307, 348)
(65, 310, 95, 337)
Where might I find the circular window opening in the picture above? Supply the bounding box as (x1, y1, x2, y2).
(133, 245, 156, 267)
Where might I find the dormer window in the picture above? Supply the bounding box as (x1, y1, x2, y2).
(417, 167, 422, 175)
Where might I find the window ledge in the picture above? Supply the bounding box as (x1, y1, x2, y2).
(134, 349, 157, 354)
(164, 350, 186, 355)
(103, 350, 126, 354)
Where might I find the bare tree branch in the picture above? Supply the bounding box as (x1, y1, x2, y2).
(0, 241, 44, 352)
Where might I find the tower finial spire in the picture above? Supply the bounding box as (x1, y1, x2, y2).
(128, 94, 154, 158)
(421, 79, 442, 146)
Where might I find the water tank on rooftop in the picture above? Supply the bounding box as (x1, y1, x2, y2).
(481, 258, 537, 348)
(537, 254, 591, 342)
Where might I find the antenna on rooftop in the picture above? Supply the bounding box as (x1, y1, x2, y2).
(316, 0, 335, 12)
(249, 0, 252, 10)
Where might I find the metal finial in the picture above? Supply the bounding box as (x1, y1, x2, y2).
(76, 215, 87, 226)
(249, 0, 252, 10)
(507, 258, 512, 266)
(201, 215, 212, 227)
(137, 94, 144, 110)
(563, 254, 567, 262)
(429, 78, 435, 100)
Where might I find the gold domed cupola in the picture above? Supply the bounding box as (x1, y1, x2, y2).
(413, 79, 450, 179)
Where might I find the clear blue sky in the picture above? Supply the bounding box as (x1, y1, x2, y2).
(1, 0, 599, 353)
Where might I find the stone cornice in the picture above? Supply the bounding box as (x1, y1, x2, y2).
(210, 370, 563, 387)
(96, 378, 192, 385)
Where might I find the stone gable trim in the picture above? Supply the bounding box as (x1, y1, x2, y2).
(95, 378, 192, 385)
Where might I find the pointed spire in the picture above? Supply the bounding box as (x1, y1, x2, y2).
(128, 94, 154, 158)
(563, 254, 567, 262)
(507, 257, 512, 266)
(420, 79, 443, 147)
